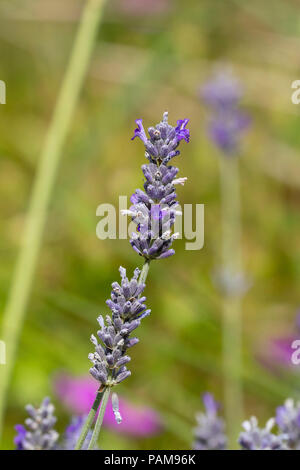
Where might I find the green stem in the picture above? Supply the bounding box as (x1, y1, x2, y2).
(74, 389, 104, 450)
(219, 156, 244, 449)
(87, 387, 111, 450)
(0, 0, 107, 438)
(139, 259, 151, 286)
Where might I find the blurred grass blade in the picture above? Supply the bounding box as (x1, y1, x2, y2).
(0, 0, 107, 437)
(219, 156, 244, 448)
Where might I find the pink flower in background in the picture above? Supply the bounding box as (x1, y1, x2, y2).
(54, 373, 162, 437)
(269, 337, 296, 366)
(259, 311, 300, 371)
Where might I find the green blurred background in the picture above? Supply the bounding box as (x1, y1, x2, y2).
(1, 0, 300, 450)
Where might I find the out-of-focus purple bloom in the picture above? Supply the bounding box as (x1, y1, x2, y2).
(14, 425, 26, 450)
(201, 69, 250, 156)
(270, 337, 296, 366)
(54, 374, 97, 416)
(104, 396, 162, 437)
(208, 112, 250, 155)
(238, 417, 287, 450)
(212, 267, 251, 298)
(276, 399, 300, 449)
(202, 71, 243, 110)
(54, 373, 162, 437)
(202, 392, 219, 414)
(261, 311, 300, 370)
(193, 393, 227, 450)
(14, 397, 59, 450)
(62, 416, 92, 450)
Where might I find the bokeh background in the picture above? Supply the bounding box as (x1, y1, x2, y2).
(1, 0, 300, 450)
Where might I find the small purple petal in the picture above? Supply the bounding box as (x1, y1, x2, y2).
(175, 119, 190, 143)
(14, 424, 26, 450)
(131, 119, 148, 144)
(202, 392, 219, 414)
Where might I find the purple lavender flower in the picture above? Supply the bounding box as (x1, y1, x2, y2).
(239, 417, 287, 450)
(276, 399, 300, 449)
(14, 425, 27, 450)
(14, 397, 59, 450)
(88, 267, 150, 388)
(62, 416, 92, 450)
(193, 393, 227, 450)
(131, 111, 189, 164)
(125, 112, 189, 260)
(76, 112, 189, 450)
(201, 70, 250, 155)
(202, 71, 243, 110)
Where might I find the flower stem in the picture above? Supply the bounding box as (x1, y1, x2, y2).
(87, 387, 111, 450)
(74, 389, 104, 450)
(219, 156, 244, 448)
(139, 259, 151, 285)
(0, 0, 107, 438)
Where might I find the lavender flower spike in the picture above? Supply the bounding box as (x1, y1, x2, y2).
(193, 393, 227, 450)
(239, 416, 287, 450)
(201, 69, 250, 156)
(78, 112, 190, 450)
(89, 267, 150, 388)
(127, 112, 189, 260)
(14, 397, 59, 450)
(276, 398, 300, 449)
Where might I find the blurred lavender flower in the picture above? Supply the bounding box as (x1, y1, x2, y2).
(124, 112, 189, 260)
(14, 397, 59, 450)
(212, 267, 251, 298)
(54, 373, 162, 437)
(88, 266, 150, 388)
(201, 69, 250, 156)
(193, 393, 227, 450)
(239, 417, 287, 450)
(62, 416, 92, 450)
(276, 399, 300, 449)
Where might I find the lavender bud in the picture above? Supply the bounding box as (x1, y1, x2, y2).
(238, 417, 288, 450)
(112, 393, 122, 425)
(276, 398, 300, 449)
